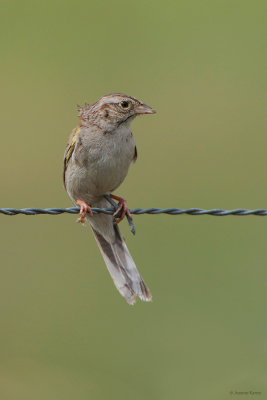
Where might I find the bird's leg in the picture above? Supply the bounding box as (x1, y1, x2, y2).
(76, 199, 93, 224)
(110, 194, 132, 224)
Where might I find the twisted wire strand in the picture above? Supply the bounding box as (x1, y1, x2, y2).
(1, 207, 267, 216)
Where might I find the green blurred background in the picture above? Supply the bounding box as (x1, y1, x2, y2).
(0, 1, 266, 399)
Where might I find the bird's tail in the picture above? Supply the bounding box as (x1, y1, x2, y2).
(90, 221, 152, 305)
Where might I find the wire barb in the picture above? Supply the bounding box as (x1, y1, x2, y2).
(1, 207, 267, 216)
(104, 194, 136, 235)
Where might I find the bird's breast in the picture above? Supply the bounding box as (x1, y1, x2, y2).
(69, 125, 136, 199)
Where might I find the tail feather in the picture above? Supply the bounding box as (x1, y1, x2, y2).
(91, 224, 152, 305)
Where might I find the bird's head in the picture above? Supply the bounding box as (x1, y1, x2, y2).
(77, 93, 156, 132)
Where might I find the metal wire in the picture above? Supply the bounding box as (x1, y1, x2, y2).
(1, 207, 267, 216)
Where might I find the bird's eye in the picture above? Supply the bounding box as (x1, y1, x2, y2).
(121, 101, 129, 108)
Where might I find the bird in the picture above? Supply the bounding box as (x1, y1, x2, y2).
(63, 93, 156, 305)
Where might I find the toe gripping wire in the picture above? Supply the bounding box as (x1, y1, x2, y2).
(104, 194, 136, 235)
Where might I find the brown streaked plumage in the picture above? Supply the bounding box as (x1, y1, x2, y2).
(63, 126, 81, 188)
(63, 93, 156, 304)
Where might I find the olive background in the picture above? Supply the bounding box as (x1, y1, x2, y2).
(0, 1, 266, 399)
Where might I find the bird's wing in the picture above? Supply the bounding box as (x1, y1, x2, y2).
(63, 126, 81, 188)
(133, 146, 138, 163)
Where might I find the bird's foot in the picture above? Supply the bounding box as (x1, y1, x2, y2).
(76, 199, 93, 224)
(110, 194, 132, 224)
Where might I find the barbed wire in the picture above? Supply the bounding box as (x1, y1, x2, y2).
(1, 207, 267, 216)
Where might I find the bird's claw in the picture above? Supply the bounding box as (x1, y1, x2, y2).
(76, 199, 93, 224)
(104, 194, 135, 235)
(113, 198, 132, 224)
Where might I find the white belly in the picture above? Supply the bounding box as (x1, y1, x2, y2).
(66, 125, 135, 203)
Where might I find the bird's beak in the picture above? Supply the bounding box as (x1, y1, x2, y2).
(135, 103, 156, 115)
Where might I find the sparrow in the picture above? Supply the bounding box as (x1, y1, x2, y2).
(63, 93, 156, 305)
